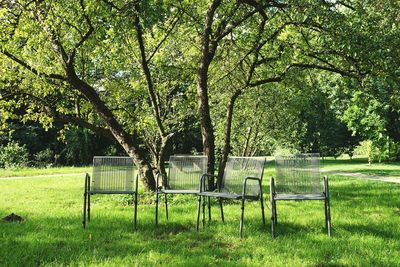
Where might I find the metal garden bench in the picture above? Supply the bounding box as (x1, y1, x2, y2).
(196, 156, 266, 238)
(83, 156, 138, 229)
(155, 155, 208, 225)
(270, 153, 332, 237)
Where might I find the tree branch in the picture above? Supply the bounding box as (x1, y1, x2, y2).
(249, 61, 359, 87)
(147, 13, 181, 64)
(287, 62, 359, 78)
(133, 3, 165, 136)
(1, 89, 113, 140)
(35, 1, 70, 66)
(1, 50, 67, 80)
(249, 76, 283, 87)
(56, 115, 114, 140)
(215, 9, 258, 43)
(70, 0, 94, 64)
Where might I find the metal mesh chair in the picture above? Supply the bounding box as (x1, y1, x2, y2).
(83, 156, 138, 229)
(270, 153, 331, 237)
(155, 155, 208, 225)
(196, 156, 266, 238)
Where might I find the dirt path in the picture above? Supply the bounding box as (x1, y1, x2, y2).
(0, 173, 84, 180)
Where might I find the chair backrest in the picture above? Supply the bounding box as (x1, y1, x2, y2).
(220, 157, 266, 196)
(92, 156, 136, 192)
(167, 155, 207, 190)
(275, 153, 321, 194)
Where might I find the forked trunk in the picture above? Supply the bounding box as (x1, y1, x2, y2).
(218, 90, 241, 184)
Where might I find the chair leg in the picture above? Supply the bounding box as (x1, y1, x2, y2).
(155, 191, 159, 226)
(326, 196, 332, 237)
(240, 197, 246, 238)
(202, 196, 206, 228)
(208, 196, 211, 221)
(87, 193, 91, 223)
(83, 191, 87, 228)
(271, 198, 276, 238)
(324, 196, 328, 230)
(324, 176, 332, 237)
(258, 182, 265, 225)
(260, 194, 265, 225)
(196, 195, 202, 231)
(87, 177, 91, 223)
(164, 193, 169, 222)
(133, 193, 138, 231)
(270, 177, 276, 238)
(219, 198, 224, 223)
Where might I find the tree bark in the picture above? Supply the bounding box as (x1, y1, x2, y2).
(242, 126, 253, 157)
(217, 90, 242, 183)
(196, 0, 221, 189)
(197, 67, 216, 187)
(67, 72, 156, 190)
(133, 3, 176, 182)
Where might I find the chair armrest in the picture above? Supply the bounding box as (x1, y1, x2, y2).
(84, 173, 90, 193)
(242, 176, 262, 196)
(323, 175, 329, 198)
(270, 176, 275, 198)
(135, 174, 139, 194)
(202, 173, 219, 191)
(199, 173, 214, 193)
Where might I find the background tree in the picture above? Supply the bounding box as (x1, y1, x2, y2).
(0, 0, 199, 189)
(192, 0, 367, 183)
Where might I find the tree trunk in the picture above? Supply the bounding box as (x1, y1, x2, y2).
(218, 90, 241, 184)
(67, 72, 156, 190)
(196, 0, 221, 190)
(156, 135, 173, 186)
(242, 126, 253, 157)
(134, 4, 173, 184)
(197, 68, 215, 189)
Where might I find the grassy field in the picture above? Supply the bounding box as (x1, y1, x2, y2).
(0, 166, 91, 178)
(320, 157, 400, 177)
(1, 160, 400, 266)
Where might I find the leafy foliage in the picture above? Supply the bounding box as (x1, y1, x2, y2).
(0, 0, 400, 183)
(0, 141, 29, 168)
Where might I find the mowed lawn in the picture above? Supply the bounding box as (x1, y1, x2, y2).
(321, 157, 400, 177)
(1, 160, 400, 266)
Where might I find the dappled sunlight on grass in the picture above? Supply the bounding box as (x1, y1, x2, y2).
(1, 168, 400, 266)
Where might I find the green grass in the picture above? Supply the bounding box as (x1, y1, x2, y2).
(0, 166, 91, 178)
(1, 162, 400, 266)
(321, 157, 400, 177)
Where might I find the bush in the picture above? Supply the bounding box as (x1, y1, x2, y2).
(33, 148, 55, 168)
(0, 141, 29, 169)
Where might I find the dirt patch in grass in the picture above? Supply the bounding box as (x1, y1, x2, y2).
(2, 213, 24, 222)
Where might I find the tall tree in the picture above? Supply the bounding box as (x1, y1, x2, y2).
(0, 0, 195, 190)
(192, 0, 365, 183)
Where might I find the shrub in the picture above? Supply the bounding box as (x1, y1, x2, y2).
(33, 148, 55, 168)
(0, 141, 30, 169)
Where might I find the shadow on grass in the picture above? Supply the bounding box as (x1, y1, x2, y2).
(2, 173, 400, 266)
(0, 214, 220, 266)
(331, 183, 399, 204)
(321, 157, 369, 166)
(0, 201, 273, 265)
(340, 222, 399, 240)
(267, 221, 322, 237)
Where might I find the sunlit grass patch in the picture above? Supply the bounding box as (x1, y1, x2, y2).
(1, 164, 400, 266)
